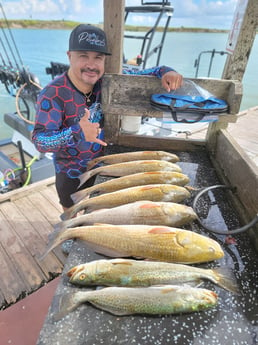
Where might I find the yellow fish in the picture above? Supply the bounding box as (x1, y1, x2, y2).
(40, 224, 224, 264)
(61, 184, 190, 220)
(78, 160, 182, 187)
(67, 258, 239, 294)
(86, 150, 179, 170)
(72, 171, 189, 204)
(55, 200, 197, 231)
(53, 285, 218, 320)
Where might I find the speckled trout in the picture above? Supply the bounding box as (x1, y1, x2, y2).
(72, 171, 189, 204)
(55, 201, 197, 231)
(40, 224, 224, 264)
(67, 258, 238, 294)
(53, 285, 218, 320)
(61, 184, 190, 220)
(86, 150, 180, 170)
(78, 160, 182, 187)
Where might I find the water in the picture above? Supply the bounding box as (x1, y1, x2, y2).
(0, 29, 257, 141)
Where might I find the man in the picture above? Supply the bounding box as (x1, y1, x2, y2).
(32, 24, 183, 211)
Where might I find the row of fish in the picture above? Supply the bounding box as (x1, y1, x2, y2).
(52, 257, 238, 320)
(44, 150, 237, 319)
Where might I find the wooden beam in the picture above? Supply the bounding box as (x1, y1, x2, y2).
(222, 0, 258, 81)
(103, 0, 125, 73)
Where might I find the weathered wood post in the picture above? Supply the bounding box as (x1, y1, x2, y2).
(103, 0, 125, 142)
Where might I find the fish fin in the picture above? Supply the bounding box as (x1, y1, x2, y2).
(52, 292, 83, 321)
(148, 227, 176, 234)
(185, 185, 200, 192)
(111, 259, 133, 266)
(85, 242, 130, 258)
(212, 267, 240, 294)
(89, 301, 132, 316)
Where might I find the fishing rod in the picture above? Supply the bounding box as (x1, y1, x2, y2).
(0, 2, 42, 123)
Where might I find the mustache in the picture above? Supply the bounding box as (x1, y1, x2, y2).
(81, 68, 100, 74)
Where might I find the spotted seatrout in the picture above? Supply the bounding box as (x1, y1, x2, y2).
(40, 224, 224, 264)
(67, 258, 238, 294)
(86, 150, 179, 170)
(72, 171, 190, 204)
(78, 160, 182, 187)
(55, 201, 197, 231)
(53, 285, 218, 320)
(61, 184, 190, 220)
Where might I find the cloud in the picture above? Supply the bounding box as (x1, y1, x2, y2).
(1, 0, 238, 29)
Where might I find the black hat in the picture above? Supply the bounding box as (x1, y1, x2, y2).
(69, 24, 111, 55)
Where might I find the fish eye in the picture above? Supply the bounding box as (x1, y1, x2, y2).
(79, 273, 87, 280)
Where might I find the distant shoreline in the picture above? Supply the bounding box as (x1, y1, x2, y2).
(0, 19, 229, 33)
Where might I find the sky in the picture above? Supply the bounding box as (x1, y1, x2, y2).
(0, 0, 239, 30)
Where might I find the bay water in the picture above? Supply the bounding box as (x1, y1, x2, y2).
(0, 29, 257, 141)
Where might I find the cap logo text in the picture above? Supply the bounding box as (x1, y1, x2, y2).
(78, 31, 105, 47)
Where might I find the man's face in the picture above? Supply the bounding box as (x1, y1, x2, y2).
(67, 50, 106, 87)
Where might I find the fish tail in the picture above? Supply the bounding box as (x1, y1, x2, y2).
(60, 206, 78, 221)
(71, 189, 91, 204)
(38, 228, 74, 261)
(212, 267, 240, 294)
(78, 170, 95, 188)
(52, 292, 84, 321)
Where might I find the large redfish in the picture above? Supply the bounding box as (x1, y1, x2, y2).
(67, 258, 239, 294)
(61, 184, 190, 220)
(53, 285, 218, 320)
(40, 224, 224, 264)
(78, 160, 182, 187)
(56, 201, 197, 231)
(72, 171, 190, 204)
(86, 150, 179, 170)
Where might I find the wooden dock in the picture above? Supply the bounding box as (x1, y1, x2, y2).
(0, 177, 66, 309)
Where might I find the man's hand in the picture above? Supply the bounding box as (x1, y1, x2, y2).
(161, 71, 183, 92)
(79, 108, 107, 146)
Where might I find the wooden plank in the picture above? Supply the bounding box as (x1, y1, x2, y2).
(27, 190, 62, 226)
(211, 129, 258, 251)
(223, 0, 258, 81)
(0, 176, 56, 203)
(12, 197, 65, 273)
(117, 133, 206, 151)
(0, 241, 27, 307)
(0, 206, 44, 291)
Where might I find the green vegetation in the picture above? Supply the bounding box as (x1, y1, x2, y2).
(0, 19, 229, 33)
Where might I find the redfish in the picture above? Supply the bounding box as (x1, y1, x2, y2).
(55, 201, 197, 231)
(61, 184, 190, 220)
(78, 160, 182, 187)
(67, 258, 238, 294)
(40, 224, 224, 264)
(86, 150, 179, 170)
(72, 171, 189, 204)
(53, 285, 218, 320)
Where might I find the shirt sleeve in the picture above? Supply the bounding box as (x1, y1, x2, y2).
(122, 65, 175, 78)
(32, 88, 83, 153)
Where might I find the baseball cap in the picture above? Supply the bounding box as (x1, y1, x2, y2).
(69, 24, 111, 55)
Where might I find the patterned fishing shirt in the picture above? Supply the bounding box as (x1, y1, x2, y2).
(32, 66, 174, 179)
